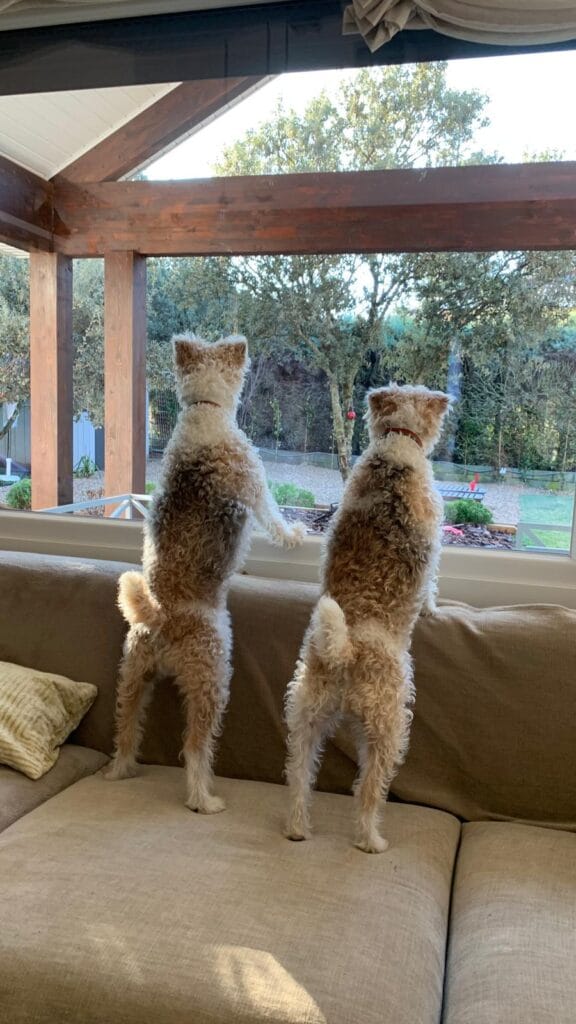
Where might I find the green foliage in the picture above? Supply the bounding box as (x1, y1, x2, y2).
(5, 477, 31, 509)
(269, 481, 316, 508)
(444, 499, 493, 526)
(217, 64, 491, 176)
(217, 63, 493, 480)
(145, 482, 156, 494)
(0, 257, 29, 405)
(73, 455, 97, 478)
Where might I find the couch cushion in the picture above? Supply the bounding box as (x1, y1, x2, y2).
(0, 768, 460, 1024)
(2, 552, 575, 831)
(392, 602, 576, 831)
(443, 821, 576, 1024)
(0, 744, 108, 832)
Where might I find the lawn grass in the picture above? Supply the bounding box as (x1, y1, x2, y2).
(519, 492, 574, 526)
(519, 491, 574, 551)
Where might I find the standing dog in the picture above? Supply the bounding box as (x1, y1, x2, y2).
(285, 384, 450, 852)
(107, 334, 303, 813)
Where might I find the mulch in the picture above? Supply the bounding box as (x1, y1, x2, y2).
(281, 505, 516, 549)
(440, 524, 515, 550)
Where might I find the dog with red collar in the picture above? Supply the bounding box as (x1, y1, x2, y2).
(285, 383, 451, 853)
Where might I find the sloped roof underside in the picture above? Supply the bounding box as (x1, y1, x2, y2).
(0, 0, 285, 32)
(0, 83, 179, 178)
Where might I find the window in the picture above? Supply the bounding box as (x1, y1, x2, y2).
(1, 54, 576, 603)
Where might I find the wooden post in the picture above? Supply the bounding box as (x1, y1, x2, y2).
(104, 252, 146, 505)
(29, 252, 73, 510)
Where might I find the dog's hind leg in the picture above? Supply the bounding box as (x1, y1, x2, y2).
(284, 656, 339, 841)
(173, 618, 230, 815)
(348, 650, 413, 853)
(107, 625, 157, 780)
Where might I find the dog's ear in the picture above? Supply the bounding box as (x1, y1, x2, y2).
(368, 389, 399, 417)
(173, 336, 202, 373)
(427, 391, 451, 416)
(218, 336, 248, 369)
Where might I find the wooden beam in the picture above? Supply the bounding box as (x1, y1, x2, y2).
(1, 2, 575, 96)
(57, 77, 267, 184)
(52, 163, 576, 257)
(29, 253, 73, 510)
(104, 252, 147, 504)
(0, 155, 53, 251)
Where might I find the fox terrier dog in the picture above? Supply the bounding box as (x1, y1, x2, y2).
(107, 334, 303, 812)
(284, 384, 450, 852)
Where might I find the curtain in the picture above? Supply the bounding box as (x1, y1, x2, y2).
(343, 1, 576, 54)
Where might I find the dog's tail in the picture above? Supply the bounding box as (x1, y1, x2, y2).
(117, 571, 161, 629)
(312, 595, 354, 667)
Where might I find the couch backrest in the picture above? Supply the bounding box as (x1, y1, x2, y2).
(1, 549, 575, 831)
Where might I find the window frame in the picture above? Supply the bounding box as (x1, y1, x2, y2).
(1, 509, 575, 609)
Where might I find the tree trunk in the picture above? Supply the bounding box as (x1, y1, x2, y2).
(327, 371, 354, 482)
(445, 341, 462, 460)
(560, 419, 571, 474)
(0, 403, 19, 442)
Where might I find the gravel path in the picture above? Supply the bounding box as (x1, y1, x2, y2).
(262, 460, 543, 525)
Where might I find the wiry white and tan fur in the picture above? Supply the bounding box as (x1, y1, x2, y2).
(107, 334, 304, 812)
(284, 383, 450, 852)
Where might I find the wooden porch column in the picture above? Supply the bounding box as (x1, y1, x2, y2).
(29, 252, 73, 510)
(104, 252, 146, 502)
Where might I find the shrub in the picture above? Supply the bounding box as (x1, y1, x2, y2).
(74, 455, 97, 478)
(145, 482, 156, 494)
(6, 477, 32, 510)
(444, 498, 493, 526)
(269, 481, 316, 508)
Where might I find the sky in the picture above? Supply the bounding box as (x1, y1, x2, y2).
(148, 50, 576, 180)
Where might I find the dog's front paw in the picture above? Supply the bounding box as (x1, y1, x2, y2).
(104, 757, 138, 781)
(283, 522, 306, 549)
(284, 826, 310, 842)
(355, 833, 389, 854)
(186, 794, 226, 815)
(284, 808, 311, 841)
(420, 600, 437, 617)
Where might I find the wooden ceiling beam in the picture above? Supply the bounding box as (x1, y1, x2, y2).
(52, 163, 576, 258)
(56, 76, 267, 184)
(0, 154, 53, 252)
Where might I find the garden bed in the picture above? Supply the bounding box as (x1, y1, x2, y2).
(281, 505, 517, 549)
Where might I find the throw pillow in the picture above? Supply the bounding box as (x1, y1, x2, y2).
(0, 661, 97, 779)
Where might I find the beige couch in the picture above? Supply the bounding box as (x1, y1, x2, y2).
(0, 549, 575, 1024)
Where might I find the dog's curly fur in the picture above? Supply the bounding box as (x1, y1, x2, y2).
(107, 334, 304, 812)
(284, 383, 450, 852)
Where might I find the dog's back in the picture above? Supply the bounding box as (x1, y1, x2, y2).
(146, 435, 251, 607)
(322, 448, 438, 633)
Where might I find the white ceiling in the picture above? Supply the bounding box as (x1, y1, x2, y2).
(0, 1, 285, 32)
(0, 82, 179, 178)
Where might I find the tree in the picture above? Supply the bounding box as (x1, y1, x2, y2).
(0, 257, 29, 442)
(218, 64, 494, 479)
(402, 250, 576, 469)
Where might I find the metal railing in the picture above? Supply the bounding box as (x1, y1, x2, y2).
(41, 493, 152, 519)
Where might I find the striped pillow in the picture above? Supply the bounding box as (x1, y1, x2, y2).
(0, 661, 97, 780)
